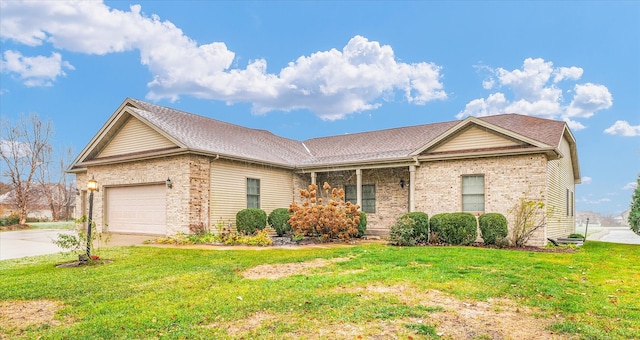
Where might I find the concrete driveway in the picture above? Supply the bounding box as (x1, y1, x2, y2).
(0, 229, 75, 261)
(0, 229, 150, 261)
(589, 227, 640, 245)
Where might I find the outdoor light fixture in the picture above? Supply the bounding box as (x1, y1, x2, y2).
(85, 177, 98, 261)
(75, 188, 80, 196)
(87, 177, 98, 191)
(166, 178, 173, 189)
(400, 179, 405, 188)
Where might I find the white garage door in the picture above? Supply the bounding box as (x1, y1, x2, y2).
(106, 184, 167, 235)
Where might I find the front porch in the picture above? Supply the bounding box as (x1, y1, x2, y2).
(293, 165, 418, 235)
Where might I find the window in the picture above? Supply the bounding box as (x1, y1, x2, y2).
(571, 190, 574, 217)
(344, 184, 376, 213)
(345, 185, 356, 204)
(247, 178, 260, 208)
(462, 175, 484, 212)
(567, 188, 574, 217)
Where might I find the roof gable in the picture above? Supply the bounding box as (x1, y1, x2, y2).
(411, 115, 556, 156)
(427, 125, 525, 154)
(97, 116, 177, 158)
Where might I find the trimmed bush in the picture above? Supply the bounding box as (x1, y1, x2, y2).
(389, 215, 417, 246)
(400, 212, 429, 243)
(356, 211, 367, 237)
(236, 208, 267, 235)
(429, 212, 477, 245)
(568, 233, 584, 239)
(268, 208, 292, 237)
(478, 213, 508, 245)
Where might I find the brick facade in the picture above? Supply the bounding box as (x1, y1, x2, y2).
(293, 154, 550, 245)
(75, 154, 210, 235)
(415, 154, 548, 246)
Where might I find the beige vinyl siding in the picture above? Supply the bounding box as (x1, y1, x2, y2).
(432, 126, 522, 153)
(546, 136, 576, 239)
(98, 117, 176, 158)
(210, 159, 293, 230)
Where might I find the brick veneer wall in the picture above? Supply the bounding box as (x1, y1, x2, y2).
(75, 154, 210, 235)
(414, 154, 548, 246)
(293, 154, 549, 245)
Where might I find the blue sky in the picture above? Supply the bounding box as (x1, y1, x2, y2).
(1, 1, 638, 216)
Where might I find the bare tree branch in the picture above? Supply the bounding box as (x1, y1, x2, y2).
(0, 114, 54, 224)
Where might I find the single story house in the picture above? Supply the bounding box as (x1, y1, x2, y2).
(68, 98, 580, 245)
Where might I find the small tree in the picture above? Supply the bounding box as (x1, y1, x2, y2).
(628, 174, 640, 236)
(288, 182, 360, 241)
(37, 146, 75, 221)
(0, 114, 54, 225)
(509, 198, 547, 247)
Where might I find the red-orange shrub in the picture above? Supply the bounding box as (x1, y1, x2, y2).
(288, 182, 360, 242)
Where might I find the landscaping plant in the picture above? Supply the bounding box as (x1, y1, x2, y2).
(356, 211, 367, 237)
(52, 219, 111, 259)
(268, 208, 292, 237)
(388, 215, 418, 246)
(509, 197, 547, 247)
(478, 213, 508, 245)
(429, 212, 477, 245)
(400, 212, 429, 243)
(236, 208, 267, 235)
(288, 182, 360, 241)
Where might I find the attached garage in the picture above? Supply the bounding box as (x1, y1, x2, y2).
(106, 184, 167, 235)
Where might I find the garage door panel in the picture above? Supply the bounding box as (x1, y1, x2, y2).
(106, 185, 166, 235)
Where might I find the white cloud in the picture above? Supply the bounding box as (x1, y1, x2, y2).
(1, 50, 74, 87)
(581, 176, 592, 184)
(577, 196, 611, 204)
(604, 120, 640, 137)
(0, 1, 446, 120)
(457, 58, 612, 129)
(623, 182, 638, 190)
(566, 83, 613, 118)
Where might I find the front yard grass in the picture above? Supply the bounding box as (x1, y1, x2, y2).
(0, 241, 638, 339)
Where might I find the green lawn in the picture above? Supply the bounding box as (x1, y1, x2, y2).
(26, 221, 75, 229)
(0, 242, 638, 339)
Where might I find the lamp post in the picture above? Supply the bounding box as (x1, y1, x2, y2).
(86, 177, 98, 260)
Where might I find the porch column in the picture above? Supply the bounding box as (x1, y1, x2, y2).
(356, 169, 362, 209)
(311, 171, 317, 185)
(409, 165, 416, 212)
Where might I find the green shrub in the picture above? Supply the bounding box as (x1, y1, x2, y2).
(399, 212, 429, 243)
(478, 213, 508, 245)
(568, 233, 584, 239)
(0, 216, 19, 226)
(268, 208, 292, 237)
(389, 215, 417, 246)
(236, 208, 267, 235)
(429, 212, 477, 245)
(356, 211, 367, 237)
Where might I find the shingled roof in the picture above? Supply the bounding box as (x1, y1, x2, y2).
(72, 98, 572, 171)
